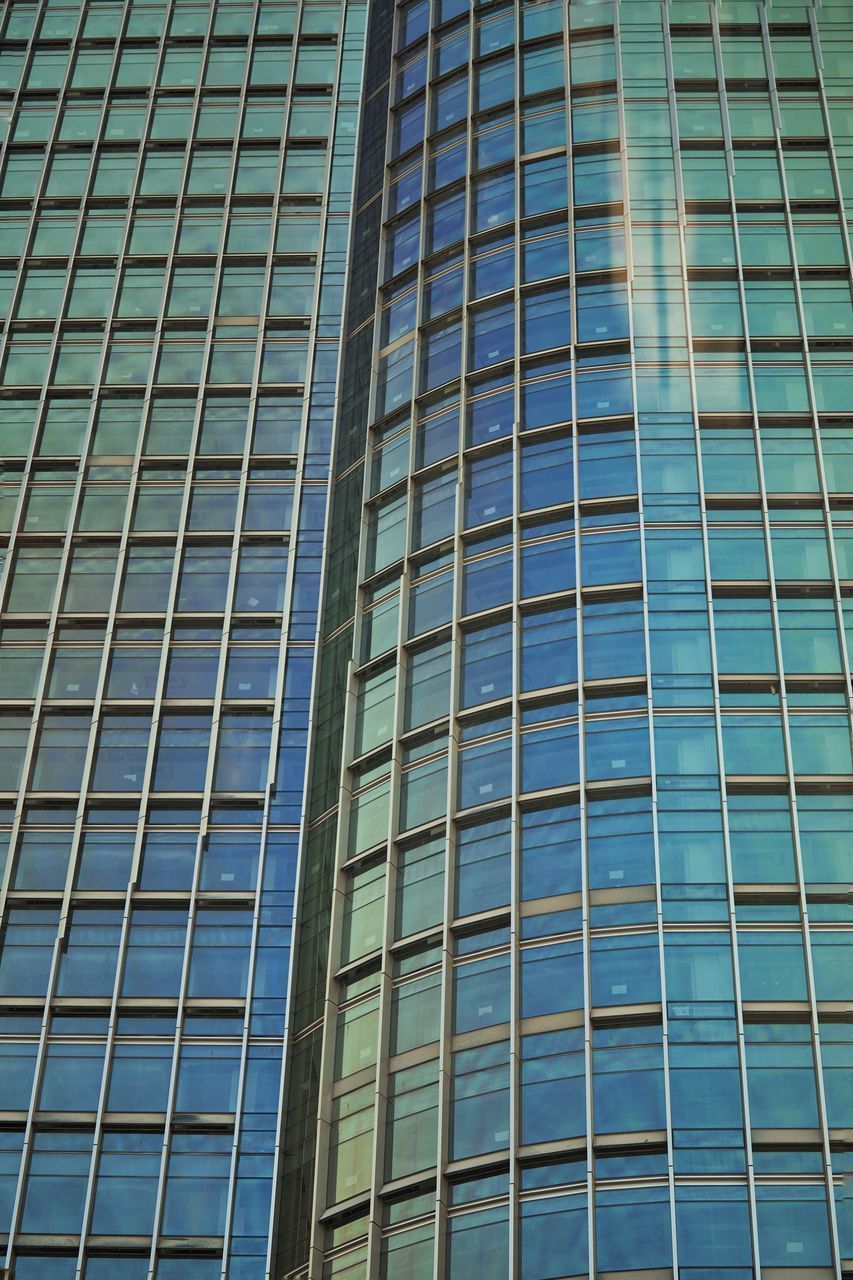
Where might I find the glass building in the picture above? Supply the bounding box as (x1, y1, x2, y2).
(276, 0, 853, 1279)
(0, 0, 367, 1276)
(1, 1, 853, 1279)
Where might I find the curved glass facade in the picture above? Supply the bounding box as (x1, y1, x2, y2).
(280, 0, 853, 1278)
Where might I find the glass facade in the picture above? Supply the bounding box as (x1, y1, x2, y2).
(2, 0, 853, 1278)
(278, 0, 853, 1279)
(0, 0, 366, 1276)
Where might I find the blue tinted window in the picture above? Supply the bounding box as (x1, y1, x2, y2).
(756, 1185, 832, 1267)
(676, 1186, 753, 1268)
(521, 1030, 585, 1145)
(593, 1026, 665, 1135)
(520, 1191, 587, 1279)
(595, 1185, 672, 1271)
(590, 934, 661, 1007)
(521, 606, 577, 692)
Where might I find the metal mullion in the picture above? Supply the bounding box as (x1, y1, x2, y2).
(709, 3, 736, 180)
(557, 16, 596, 1276)
(773, 81, 853, 691)
(132, 346, 222, 1277)
(505, 7, 522, 1280)
(72, 873, 142, 1280)
(218, 830, 269, 1280)
(146, 478, 256, 1239)
(227, 0, 281, 361)
(94, 244, 194, 904)
(267, 0, 346, 686)
(359, 9, 422, 1248)
(431, 724, 455, 1280)
(185, 416, 256, 807)
(364, 894, 400, 1280)
(426, 8, 474, 1279)
(363, 506, 409, 1280)
(610, 5, 680, 1274)
(172, 0, 238, 312)
(356, 1, 443, 1269)
(0, 450, 37, 615)
(215, 677, 282, 1242)
(142, 474, 245, 1275)
(361, 77, 420, 1268)
(143, 866, 206, 1279)
(248, 0, 264, 46)
(303, 636, 365, 1266)
(661, 12, 763, 1274)
(302, 650, 360, 1273)
(125, 565, 199, 888)
(723, 90, 787, 798)
(1, 920, 72, 1273)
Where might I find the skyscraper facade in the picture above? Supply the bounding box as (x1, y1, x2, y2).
(0, 0, 366, 1276)
(277, 0, 853, 1278)
(1, 1, 853, 1280)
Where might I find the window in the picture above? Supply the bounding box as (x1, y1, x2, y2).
(385, 1061, 438, 1180)
(161, 1134, 231, 1237)
(20, 1132, 92, 1235)
(188, 911, 251, 998)
(522, 940, 583, 1019)
(122, 908, 188, 997)
(0, 909, 58, 997)
(453, 954, 510, 1033)
(595, 1184, 672, 1272)
(450, 1042, 510, 1159)
(55, 909, 123, 997)
(745, 1023, 819, 1129)
(593, 1024, 665, 1135)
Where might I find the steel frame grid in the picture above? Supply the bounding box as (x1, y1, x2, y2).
(0, 0, 369, 1275)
